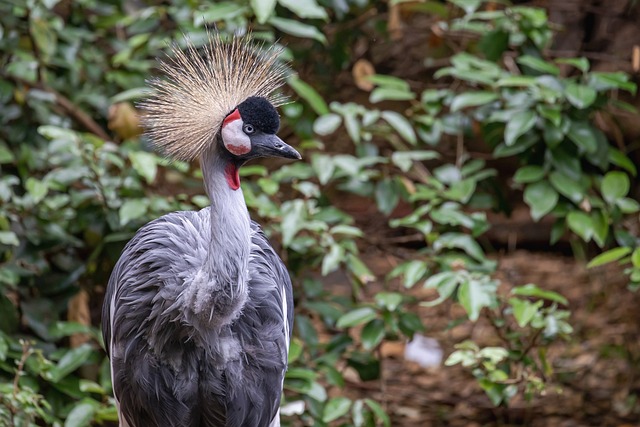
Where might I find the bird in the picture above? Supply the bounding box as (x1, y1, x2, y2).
(101, 33, 300, 427)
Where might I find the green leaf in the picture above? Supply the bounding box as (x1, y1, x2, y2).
(513, 165, 545, 183)
(46, 344, 94, 383)
(433, 233, 485, 261)
(549, 146, 582, 179)
(493, 133, 538, 157)
(0, 143, 15, 164)
(336, 307, 377, 328)
(512, 283, 568, 305)
(0, 231, 19, 246)
(375, 179, 400, 215)
(381, 111, 417, 144)
(504, 110, 537, 146)
(0, 335, 7, 361)
(556, 57, 590, 72)
(590, 210, 608, 248)
(321, 243, 344, 276)
(423, 272, 460, 305)
(450, 91, 498, 112)
(458, 276, 498, 321)
(361, 319, 385, 351)
(608, 148, 637, 176)
(311, 153, 335, 184)
(286, 367, 318, 381)
(129, 151, 158, 184)
(587, 247, 632, 268)
(306, 381, 327, 401)
(523, 181, 558, 221)
(496, 76, 537, 87)
(402, 260, 428, 288)
(567, 120, 598, 154)
(632, 248, 640, 268)
(364, 399, 391, 427)
(322, 397, 352, 422)
(616, 197, 640, 214)
(111, 87, 149, 103)
(258, 0, 288, 21)
(399, 312, 424, 337)
(478, 29, 509, 61)
(330, 225, 363, 237)
(288, 76, 329, 115)
(288, 339, 303, 363)
(566, 211, 593, 242)
(79, 379, 105, 394)
(49, 322, 93, 339)
(391, 150, 439, 172)
(588, 72, 637, 94)
(375, 292, 403, 311)
(119, 199, 148, 226)
(269, 17, 327, 43)
(478, 347, 509, 364)
(444, 179, 477, 203)
(26, 177, 49, 203)
(549, 171, 584, 203)
(281, 200, 306, 246)
(367, 74, 411, 90)
(313, 113, 341, 135)
(601, 171, 630, 205)
(450, 0, 482, 13)
(347, 254, 375, 284)
(370, 87, 415, 103)
(64, 402, 96, 427)
(537, 105, 562, 127)
(30, 18, 57, 62)
(517, 55, 560, 75)
(278, 0, 328, 19)
(565, 82, 597, 109)
(509, 298, 543, 328)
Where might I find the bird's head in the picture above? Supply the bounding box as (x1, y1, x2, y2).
(140, 33, 300, 191)
(220, 96, 300, 162)
(218, 96, 300, 190)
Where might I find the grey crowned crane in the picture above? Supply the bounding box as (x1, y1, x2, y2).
(101, 34, 299, 427)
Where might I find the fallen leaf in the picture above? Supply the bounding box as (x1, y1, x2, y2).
(108, 102, 142, 140)
(352, 59, 375, 91)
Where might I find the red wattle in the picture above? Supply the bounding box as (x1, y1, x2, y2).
(224, 162, 241, 190)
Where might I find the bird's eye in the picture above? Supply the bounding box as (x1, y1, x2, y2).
(243, 124, 255, 135)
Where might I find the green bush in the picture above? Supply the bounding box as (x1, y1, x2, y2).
(0, 0, 637, 425)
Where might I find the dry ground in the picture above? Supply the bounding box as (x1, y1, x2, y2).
(334, 249, 640, 427)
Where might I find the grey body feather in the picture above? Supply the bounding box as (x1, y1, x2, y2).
(102, 209, 293, 426)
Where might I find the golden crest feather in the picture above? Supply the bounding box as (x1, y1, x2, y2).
(140, 33, 288, 161)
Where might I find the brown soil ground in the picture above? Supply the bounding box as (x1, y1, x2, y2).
(333, 248, 640, 427)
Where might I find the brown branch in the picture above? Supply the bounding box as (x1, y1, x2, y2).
(517, 327, 544, 363)
(13, 341, 31, 396)
(2, 73, 111, 141)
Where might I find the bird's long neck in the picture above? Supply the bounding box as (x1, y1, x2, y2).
(189, 148, 250, 327)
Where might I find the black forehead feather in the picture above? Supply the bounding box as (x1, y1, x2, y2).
(236, 96, 280, 134)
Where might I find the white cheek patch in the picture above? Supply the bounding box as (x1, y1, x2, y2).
(222, 119, 251, 156)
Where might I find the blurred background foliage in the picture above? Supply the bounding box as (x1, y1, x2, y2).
(0, 0, 639, 426)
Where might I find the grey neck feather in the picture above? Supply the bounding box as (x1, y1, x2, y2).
(185, 147, 250, 328)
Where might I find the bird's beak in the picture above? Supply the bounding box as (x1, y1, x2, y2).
(250, 133, 301, 160)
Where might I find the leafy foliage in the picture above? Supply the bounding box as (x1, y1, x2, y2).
(0, 0, 637, 425)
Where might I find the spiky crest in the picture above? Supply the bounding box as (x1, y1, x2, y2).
(140, 33, 288, 161)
